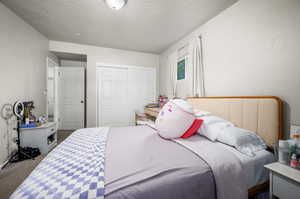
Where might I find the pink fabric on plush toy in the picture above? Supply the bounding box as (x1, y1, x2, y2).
(155, 99, 197, 139)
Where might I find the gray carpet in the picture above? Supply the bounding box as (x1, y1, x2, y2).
(0, 131, 73, 199)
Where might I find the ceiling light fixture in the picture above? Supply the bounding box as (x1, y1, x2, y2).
(104, 0, 128, 10)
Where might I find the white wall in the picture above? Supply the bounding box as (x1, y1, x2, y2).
(0, 3, 49, 165)
(49, 41, 159, 127)
(159, 0, 300, 137)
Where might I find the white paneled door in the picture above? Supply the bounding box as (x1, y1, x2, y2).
(59, 67, 85, 130)
(127, 67, 156, 121)
(97, 66, 156, 127)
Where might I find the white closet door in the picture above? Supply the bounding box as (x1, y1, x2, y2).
(127, 67, 156, 122)
(59, 67, 85, 130)
(97, 66, 156, 127)
(97, 67, 129, 127)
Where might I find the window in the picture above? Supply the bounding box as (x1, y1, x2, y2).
(177, 44, 189, 80)
(177, 59, 185, 80)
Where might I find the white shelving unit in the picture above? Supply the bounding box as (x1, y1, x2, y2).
(19, 122, 57, 155)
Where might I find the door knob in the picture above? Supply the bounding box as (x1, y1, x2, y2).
(80, 101, 84, 103)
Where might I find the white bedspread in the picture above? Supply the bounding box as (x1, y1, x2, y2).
(174, 135, 248, 199)
(216, 142, 275, 188)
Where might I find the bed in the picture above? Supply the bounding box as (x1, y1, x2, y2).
(11, 96, 283, 199)
(187, 96, 283, 196)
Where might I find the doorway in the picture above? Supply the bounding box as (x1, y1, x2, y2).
(59, 66, 85, 130)
(47, 52, 87, 130)
(46, 57, 58, 124)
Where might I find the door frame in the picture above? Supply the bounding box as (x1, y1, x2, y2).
(96, 63, 156, 127)
(46, 57, 59, 125)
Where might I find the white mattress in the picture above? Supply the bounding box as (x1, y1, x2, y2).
(216, 142, 275, 188)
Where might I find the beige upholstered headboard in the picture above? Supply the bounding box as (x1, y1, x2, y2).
(187, 96, 283, 148)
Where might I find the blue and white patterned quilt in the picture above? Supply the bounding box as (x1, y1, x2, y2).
(11, 127, 109, 199)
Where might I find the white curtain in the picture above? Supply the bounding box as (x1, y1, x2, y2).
(191, 36, 205, 97)
(168, 51, 178, 98)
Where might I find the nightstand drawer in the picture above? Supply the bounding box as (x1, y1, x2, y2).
(273, 173, 300, 199)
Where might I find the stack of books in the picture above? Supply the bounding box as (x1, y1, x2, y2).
(145, 103, 159, 108)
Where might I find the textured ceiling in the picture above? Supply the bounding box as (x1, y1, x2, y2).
(1, 0, 237, 53)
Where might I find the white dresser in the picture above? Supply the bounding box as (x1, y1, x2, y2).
(265, 162, 300, 199)
(20, 122, 57, 155)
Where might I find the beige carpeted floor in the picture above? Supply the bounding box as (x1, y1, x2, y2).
(0, 131, 73, 199)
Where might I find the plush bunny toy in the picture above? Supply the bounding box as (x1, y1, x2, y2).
(155, 99, 203, 139)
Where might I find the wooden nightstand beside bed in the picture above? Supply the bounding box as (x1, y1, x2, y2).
(144, 107, 160, 120)
(135, 108, 160, 125)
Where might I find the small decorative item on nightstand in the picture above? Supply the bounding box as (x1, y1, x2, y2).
(278, 140, 290, 164)
(277, 139, 300, 169)
(290, 153, 299, 168)
(290, 125, 300, 141)
(289, 140, 300, 170)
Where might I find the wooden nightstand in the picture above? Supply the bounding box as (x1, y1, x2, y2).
(265, 162, 300, 199)
(144, 107, 160, 121)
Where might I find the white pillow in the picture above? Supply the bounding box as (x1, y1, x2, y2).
(197, 115, 232, 125)
(197, 115, 234, 141)
(217, 126, 267, 157)
(194, 109, 211, 117)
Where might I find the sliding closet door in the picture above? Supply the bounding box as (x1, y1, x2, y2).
(97, 67, 130, 127)
(127, 67, 156, 122)
(97, 66, 156, 127)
